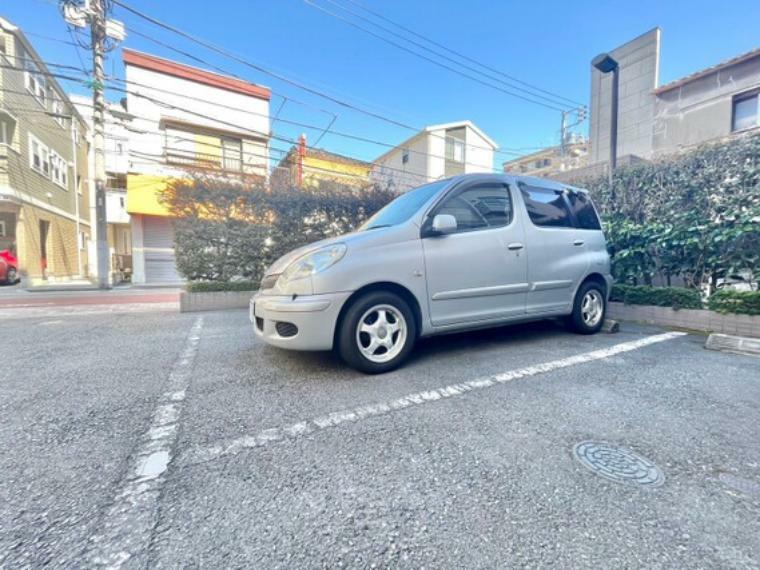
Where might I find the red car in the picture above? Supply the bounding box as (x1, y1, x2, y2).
(0, 250, 18, 284)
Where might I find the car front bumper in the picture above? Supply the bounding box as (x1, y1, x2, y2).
(250, 291, 352, 351)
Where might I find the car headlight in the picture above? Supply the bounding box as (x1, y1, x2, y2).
(277, 244, 347, 285)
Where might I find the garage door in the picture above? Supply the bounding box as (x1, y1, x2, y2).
(143, 216, 182, 283)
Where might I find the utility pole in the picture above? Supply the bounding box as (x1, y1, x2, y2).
(64, 0, 125, 288)
(91, 0, 110, 289)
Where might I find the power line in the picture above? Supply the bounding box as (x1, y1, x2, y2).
(341, 0, 585, 108)
(304, 0, 570, 112)
(110, 0, 540, 161)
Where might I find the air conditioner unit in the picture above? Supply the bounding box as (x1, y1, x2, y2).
(106, 19, 126, 42)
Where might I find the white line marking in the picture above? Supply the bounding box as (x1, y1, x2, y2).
(86, 317, 203, 569)
(186, 331, 686, 466)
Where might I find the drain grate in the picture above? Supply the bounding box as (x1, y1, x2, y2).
(574, 441, 665, 487)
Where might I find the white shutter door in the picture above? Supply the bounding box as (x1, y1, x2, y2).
(143, 216, 182, 283)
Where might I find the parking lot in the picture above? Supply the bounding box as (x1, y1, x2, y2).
(1, 305, 759, 567)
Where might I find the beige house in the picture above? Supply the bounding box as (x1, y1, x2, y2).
(503, 137, 589, 178)
(371, 121, 498, 193)
(0, 17, 90, 284)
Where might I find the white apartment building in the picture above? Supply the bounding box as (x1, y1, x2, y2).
(123, 49, 270, 283)
(371, 121, 498, 193)
(70, 94, 133, 282)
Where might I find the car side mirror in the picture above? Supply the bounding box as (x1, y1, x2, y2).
(431, 214, 457, 236)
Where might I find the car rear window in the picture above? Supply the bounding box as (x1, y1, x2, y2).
(566, 191, 602, 230)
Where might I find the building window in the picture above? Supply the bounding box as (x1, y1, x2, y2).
(22, 50, 47, 107)
(732, 91, 759, 132)
(0, 220, 5, 237)
(402, 148, 409, 164)
(446, 138, 465, 163)
(51, 92, 66, 127)
(29, 134, 50, 177)
(50, 151, 68, 189)
(79, 231, 86, 250)
(0, 120, 8, 145)
(222, 137, 242, 171)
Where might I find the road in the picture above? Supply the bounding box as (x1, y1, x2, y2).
(1, 305, 759, 567)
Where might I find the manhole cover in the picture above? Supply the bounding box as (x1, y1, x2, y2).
(573, 441, 665, 487)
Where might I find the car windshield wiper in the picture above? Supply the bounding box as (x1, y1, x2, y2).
(363, 224, 392, 231)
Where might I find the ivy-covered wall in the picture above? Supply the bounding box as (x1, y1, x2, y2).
(570, 132, 759, 289)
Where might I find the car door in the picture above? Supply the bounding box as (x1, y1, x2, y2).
(422, 181, 528, 327)
(518, 182, 590, 314)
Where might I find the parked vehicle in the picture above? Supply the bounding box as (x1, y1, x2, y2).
(0, 250, 19, 285)
(251, 174, 612, 373)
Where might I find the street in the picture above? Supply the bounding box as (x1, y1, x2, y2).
(1, 305, 759, 567)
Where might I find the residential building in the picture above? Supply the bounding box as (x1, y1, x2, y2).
(371, 121, 498, 193)
(0, 17, 90, 284)
(580, 28, 760, 178)
(271, 134, 372, 190)
(503, 136, 588, 178)
(123, 49, 271, 284)
(70, 94, 133, 282)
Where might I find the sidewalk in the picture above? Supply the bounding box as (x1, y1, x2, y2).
(0, 284, 181, 309)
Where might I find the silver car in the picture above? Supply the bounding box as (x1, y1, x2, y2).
(251, 173, 612, 373)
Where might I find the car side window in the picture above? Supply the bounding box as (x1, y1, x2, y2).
(566, 191, 602, 230)
(519, 184, 574, 228)
(433, 183, 512, 234)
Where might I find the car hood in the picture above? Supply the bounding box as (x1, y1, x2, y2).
(265, 225, 411, 276)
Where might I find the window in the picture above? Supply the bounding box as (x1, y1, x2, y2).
(359, 180, 449, 231)
(79, 231, 86, 250)
(0, 220, 5, 237)
(51, 93, 65, 127)
(445, 138, 465, 163)
(221, 137, 242, 171)
(433, 183, 512, 234)
(29, 135, 50, 176)
(732, 91, 759, 132)
(402, 148, 409, 164)
(22, 50, 47, 107)
(0, 120, 8, 145)
(519, 184, 574, 228)
(50, 151, 68, 189)
(566, 190, 601, 230)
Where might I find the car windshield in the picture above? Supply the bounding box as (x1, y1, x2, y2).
(360, 180, 449, 230)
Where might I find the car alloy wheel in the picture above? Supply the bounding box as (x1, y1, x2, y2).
(355, 304, 408, 364)
(581, 289, 603, 327)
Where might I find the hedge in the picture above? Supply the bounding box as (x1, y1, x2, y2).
(185, 280, 257, 293)
(707, 290, 760, 316)
(610, 284, 703, 310)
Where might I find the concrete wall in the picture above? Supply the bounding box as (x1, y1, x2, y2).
(589, 28, 660, 165)
(653, 54, 760, 153)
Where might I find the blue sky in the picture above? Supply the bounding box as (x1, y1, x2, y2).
(4, 0, 759, 168)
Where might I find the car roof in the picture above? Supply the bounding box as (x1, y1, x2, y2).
(442, 172, 588, 194)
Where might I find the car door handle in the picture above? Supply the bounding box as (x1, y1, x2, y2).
(507, 242, 524, 250)
(573, 239, 585, 246)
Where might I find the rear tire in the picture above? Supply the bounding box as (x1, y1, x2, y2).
(569, 281, 606, 334)
(4, 267, 17, 284)
(337, 291, 417, 374)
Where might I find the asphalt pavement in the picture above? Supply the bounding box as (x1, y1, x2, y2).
(1, 305, 758, 568)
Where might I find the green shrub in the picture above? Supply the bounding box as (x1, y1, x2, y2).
(707, 290, 760, 315)
(186, 280, 257, 293)
(610, 284, 702, 310)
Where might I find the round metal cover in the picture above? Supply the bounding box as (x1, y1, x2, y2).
(573, 441, 665, 487)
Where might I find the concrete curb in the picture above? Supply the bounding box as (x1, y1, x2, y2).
(179, 290, 254, 313)
(607, 302, 759, 338)
(705, 334, 760, 357)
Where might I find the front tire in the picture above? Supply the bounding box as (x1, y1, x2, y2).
(569, 281, 606, 334)
(4, 267, 17, 284)
(337, 291, 417, 374)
